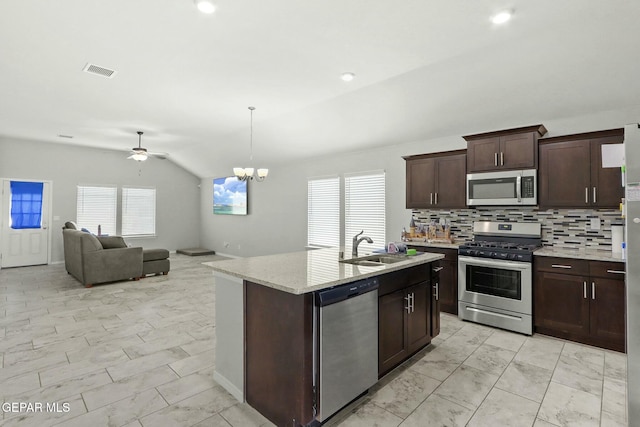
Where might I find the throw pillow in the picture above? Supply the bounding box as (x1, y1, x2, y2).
(97, 236, 128, 249)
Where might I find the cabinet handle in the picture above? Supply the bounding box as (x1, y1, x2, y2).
(435, 193, 438, 205)
(585, 187, 589, 204)
(500, 152, 504, 166)
(494, 152, 498, 166)
(583, 281, 587, 299)
(593, 187, 597, 204)
(430, 193, 433, 205)
(606, 270, 625, 275)
(592, 282, 596, 300)
(411, 292, 415, 313)
(551, 264, 572, 269)
(433, 266, 444, 273)
(434, 283, 439, 301)
(404, 295, 411, 313)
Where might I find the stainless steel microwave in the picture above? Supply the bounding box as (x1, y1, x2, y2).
(467, 169, 537, 206)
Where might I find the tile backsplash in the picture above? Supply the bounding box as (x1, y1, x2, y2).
(412, 207, 624, 251)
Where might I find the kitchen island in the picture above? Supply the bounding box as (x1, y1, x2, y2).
(204, 248, 443, 427)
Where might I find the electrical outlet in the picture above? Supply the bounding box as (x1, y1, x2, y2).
(590, 217, 600, 230)
(223, 242, 230, 248)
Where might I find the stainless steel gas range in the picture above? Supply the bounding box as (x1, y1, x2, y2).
(458, 221, 542, 335)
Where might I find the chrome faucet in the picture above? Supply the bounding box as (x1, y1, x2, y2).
(352, 230, 374, 257)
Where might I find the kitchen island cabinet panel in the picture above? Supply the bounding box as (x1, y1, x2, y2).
(406, 282, 432, 354)
(245, 281, 315, 427)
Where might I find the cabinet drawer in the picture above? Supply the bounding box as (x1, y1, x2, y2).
(378, 264, 430, 297)
(589, 261, 626, 279)
(535, 257, 588, 275)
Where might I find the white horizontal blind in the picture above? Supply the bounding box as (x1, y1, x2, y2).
(122, 187, 156, 237)
(345, 171, 385, 255)
(307, 177, 340, 248)
(76, 185, 117, 235)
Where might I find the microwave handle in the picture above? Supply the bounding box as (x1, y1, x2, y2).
(516, 175, 522, 202)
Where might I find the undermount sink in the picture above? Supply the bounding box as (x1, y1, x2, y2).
(340, 254, 411, 266)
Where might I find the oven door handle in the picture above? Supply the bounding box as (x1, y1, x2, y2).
(459, 255, 531, 271)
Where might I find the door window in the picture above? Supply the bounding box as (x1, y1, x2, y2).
(9, 181, 43, 229)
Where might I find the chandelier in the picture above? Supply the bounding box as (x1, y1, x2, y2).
(233, 106, 268, 182)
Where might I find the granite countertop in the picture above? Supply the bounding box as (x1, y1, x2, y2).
(534, 247, 626, 263)
(203, 248, 444, 295)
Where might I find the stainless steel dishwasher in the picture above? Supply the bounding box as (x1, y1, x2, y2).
(316, 277, 379, 422)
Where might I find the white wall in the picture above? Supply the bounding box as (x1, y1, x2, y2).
(0, 136, 201, 263)
(200, 107, 640, 258)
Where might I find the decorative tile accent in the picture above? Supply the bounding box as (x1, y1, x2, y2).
(412, 207, 623, 251)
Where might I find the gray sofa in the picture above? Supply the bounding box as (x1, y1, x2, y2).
(62, 229, 143, 288)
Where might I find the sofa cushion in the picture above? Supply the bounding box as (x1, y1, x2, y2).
(64, 221, 78, 230)
(97, 236, 128, 249)
(81, 232, 103, 252)
(143, 249, 170, 262)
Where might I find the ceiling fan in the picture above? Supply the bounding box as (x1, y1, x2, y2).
(127, 131, 168, 162)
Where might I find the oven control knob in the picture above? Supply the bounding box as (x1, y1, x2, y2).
(509, 253, 518, 260)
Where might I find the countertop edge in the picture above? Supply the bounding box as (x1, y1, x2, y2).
(534, 248, 626, 263)
(206, 252, 445, 295)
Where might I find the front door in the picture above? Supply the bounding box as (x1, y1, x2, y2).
(0, 179, 51, 268)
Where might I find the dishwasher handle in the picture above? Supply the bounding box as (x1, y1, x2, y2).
(316, 278, 379, 306)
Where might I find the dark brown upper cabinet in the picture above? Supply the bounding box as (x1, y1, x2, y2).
(403, 150, 466, 209)
(464, 124, 547, 173)
(538, 128, 624, 209)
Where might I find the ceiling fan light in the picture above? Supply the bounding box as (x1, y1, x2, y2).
(195, 0, 216, 14)
(491, 11, 512, 24)
(132, 152, 148, 162)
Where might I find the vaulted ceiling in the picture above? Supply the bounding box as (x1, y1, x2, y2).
(1, 1, 639, 177)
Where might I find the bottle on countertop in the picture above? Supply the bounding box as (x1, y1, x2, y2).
(401, 227, 407, 241)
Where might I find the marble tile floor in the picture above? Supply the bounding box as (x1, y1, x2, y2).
(0, 254, 628, 427)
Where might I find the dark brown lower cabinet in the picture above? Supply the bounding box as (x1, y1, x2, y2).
(245, 281, 315, 427)
(408, 246, 458, 315)
(378, 263, 439, 376)
(534, 257, 625, 352)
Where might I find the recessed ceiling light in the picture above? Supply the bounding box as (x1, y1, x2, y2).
(341, 72, 355, 82)
(491, 11, 512, 24)
(194, 0, 215, 14)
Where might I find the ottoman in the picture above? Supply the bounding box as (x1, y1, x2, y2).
(142, 249, 170, 276)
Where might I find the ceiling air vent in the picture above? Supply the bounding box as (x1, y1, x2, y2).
(82, 63, 117, 78)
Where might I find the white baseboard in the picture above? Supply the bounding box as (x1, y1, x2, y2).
(214, 252, 242, 259)
(213, 371, 244, 402)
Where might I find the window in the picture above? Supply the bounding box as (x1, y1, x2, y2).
(345, 171, 385, 255)
(122, 187, 156, 237)
(76, 185, 117, 235)
(307, 177, 340, 248)
(307, 171, 386, 254)
(9, 181, 43, 229)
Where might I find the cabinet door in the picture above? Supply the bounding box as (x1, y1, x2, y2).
(590, 278, 626, 351)
(406, 158, 436, 208)
(534, 271, 590, 336)
(539, 140, 591, 208)
(434, 154, 467, 208)
(500, 132, 536, 169)
(379, 290, 408, 375)
(439, 259, 458, 315)
(467, 137, 501, 172)
(407, 282, 431, 354)
(590, 137, 624, 208)
(431, 277, 441, 338)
